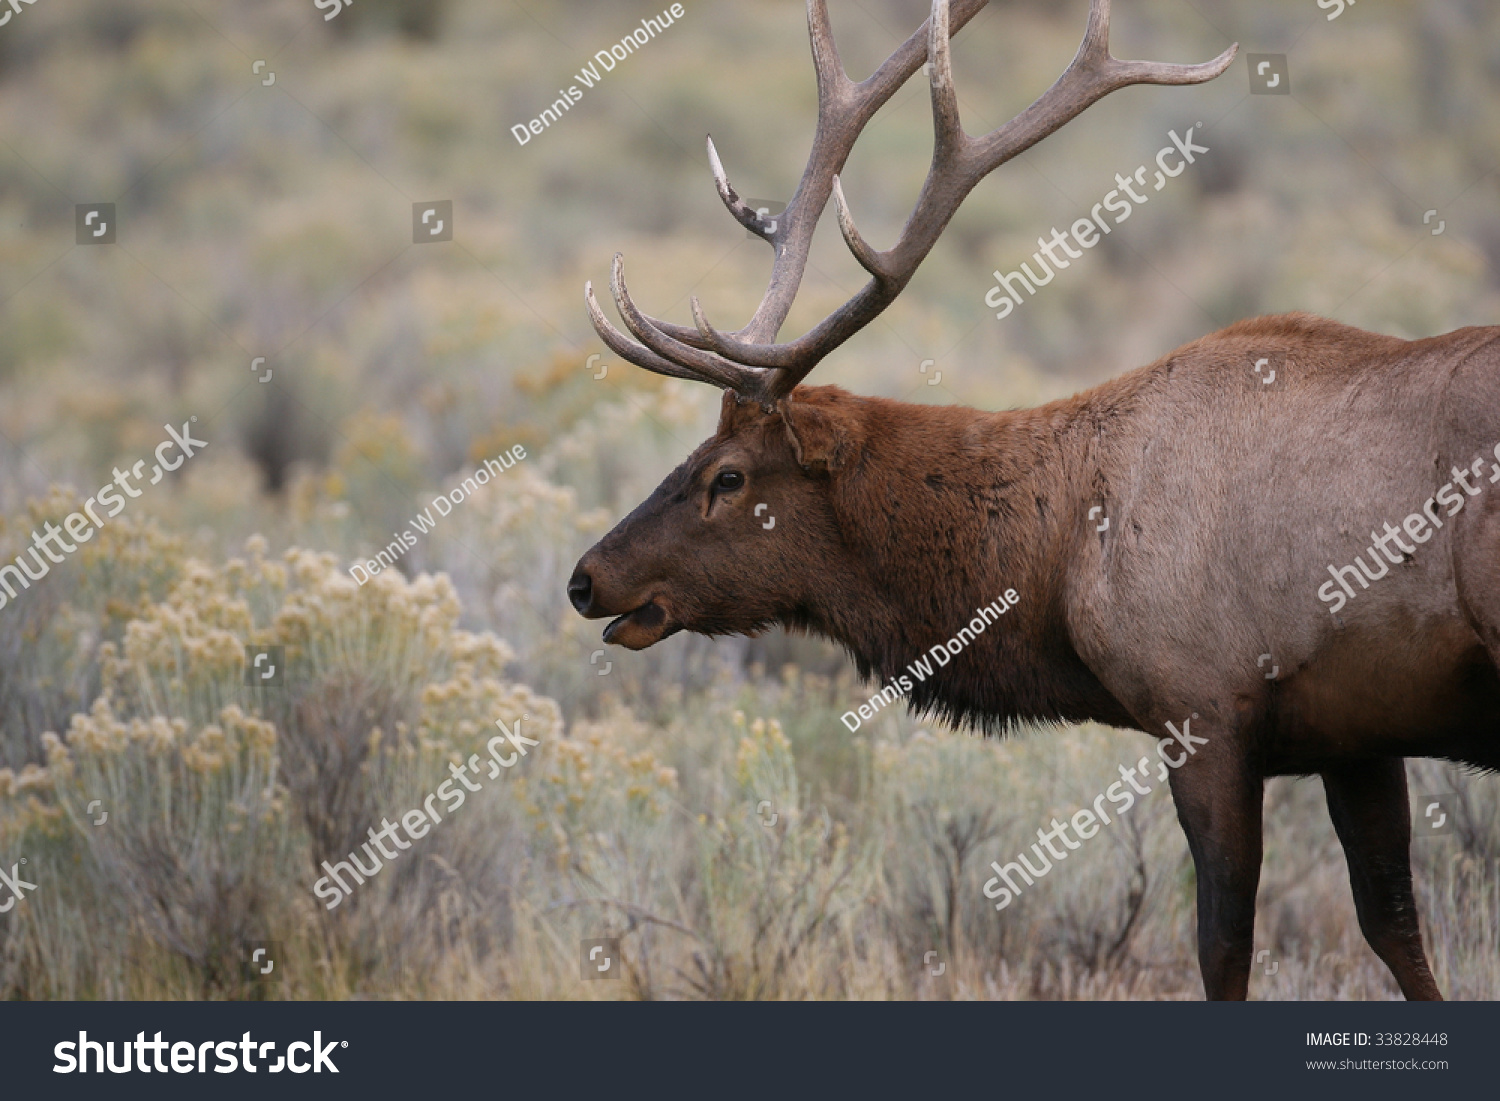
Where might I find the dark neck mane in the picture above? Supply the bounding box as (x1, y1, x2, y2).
(790, 395, 1137, 734)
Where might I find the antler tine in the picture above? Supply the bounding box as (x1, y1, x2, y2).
(805, 0, 846, 100)
(830, 175, 884, 280)
(707, 135, 774, 241)
(612, 138, 761, 357)
(585, 280, 731, 384)
(966, 0, 1237, 176)
(604, 255, 773, 396)
(926, 0, 964, 166)
(1070, 0, 1236, 87)
(830, 0, 962, 286)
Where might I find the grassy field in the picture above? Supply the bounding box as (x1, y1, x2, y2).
(0, 0, 1497, 999)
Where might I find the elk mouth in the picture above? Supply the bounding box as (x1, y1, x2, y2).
(602, 599, 674, 650)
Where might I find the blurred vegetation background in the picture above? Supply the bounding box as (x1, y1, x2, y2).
(0, 0, 1496, 999)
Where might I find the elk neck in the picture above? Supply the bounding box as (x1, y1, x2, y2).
(797, 390, 1133, 732)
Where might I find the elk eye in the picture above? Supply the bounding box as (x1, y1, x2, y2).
(715, 470, 745, 491)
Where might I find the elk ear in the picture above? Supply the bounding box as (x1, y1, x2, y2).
(778, 400, 854, 473)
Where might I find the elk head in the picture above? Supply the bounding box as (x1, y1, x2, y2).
(569, 0, 1236, 650)
(568, 386, 866, 649)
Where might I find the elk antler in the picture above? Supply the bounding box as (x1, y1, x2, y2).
(586, 0, 1237, 409)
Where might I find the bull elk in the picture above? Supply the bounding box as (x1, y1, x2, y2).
(568, 0, 1491, 1000)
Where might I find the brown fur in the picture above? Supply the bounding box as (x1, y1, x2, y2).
(570, 312, 1500, 999)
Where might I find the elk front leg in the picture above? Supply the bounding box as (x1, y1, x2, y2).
(1165, 728, 1264, 1000)
(1322, 758, 1443, 1000)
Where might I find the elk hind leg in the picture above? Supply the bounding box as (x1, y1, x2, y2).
(1322, 758, 1443, 1000)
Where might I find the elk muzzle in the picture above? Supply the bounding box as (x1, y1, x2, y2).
(568, 554, 675, 650)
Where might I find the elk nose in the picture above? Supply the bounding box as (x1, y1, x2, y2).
(567, 569, 594, 615)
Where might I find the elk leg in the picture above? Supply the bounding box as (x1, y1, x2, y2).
(1322, 759, 1443, 1000)
(1166, 740, 1264, 1000)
